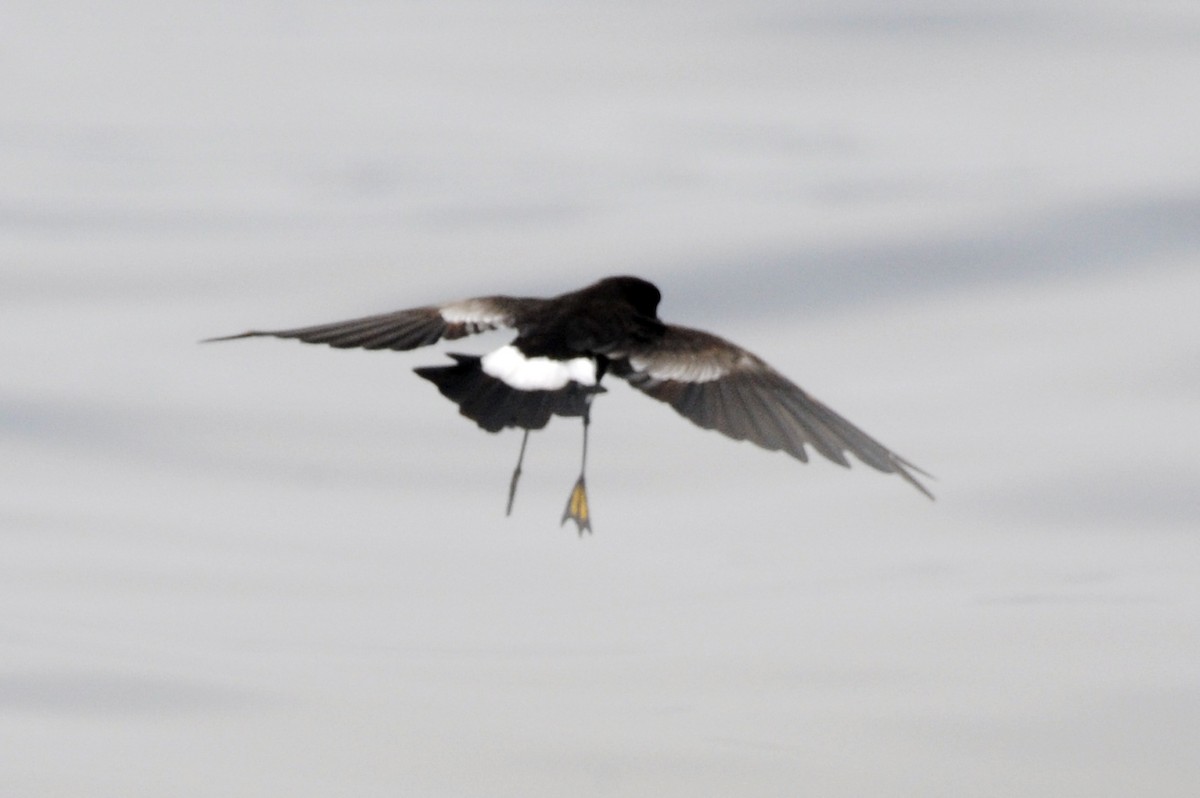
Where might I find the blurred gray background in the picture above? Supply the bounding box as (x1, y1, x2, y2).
(3, 2, 1198, 796)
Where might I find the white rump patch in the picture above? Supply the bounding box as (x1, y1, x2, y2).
(482, 345, 597, 391)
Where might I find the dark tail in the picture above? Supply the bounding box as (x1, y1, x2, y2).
(415, 354, 603, 433)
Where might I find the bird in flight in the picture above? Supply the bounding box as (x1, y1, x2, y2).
(207, 275, 932, 532)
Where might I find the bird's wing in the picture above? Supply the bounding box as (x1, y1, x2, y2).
(204, 296, 543, 352)
(611, 324, 933, 498)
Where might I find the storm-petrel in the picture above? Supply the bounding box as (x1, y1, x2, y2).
(207, 275, 932, 532)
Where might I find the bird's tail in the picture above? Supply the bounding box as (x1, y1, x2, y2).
(415, 354, 603, 433)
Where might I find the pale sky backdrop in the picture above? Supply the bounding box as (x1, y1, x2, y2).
(3, 2, 1199, 796)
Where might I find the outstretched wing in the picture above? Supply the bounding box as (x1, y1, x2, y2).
(611, 325, 933, 499)
(204, 296, 543, 352)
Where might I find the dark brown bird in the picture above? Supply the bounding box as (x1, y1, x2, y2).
(207, 275, 932, 532)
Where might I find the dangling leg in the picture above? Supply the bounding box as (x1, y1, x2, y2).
(506, 428, 530, 517)
(561, 399, 593, 535)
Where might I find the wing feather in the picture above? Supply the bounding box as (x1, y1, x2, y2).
(614, 324, 932, 498)
(204, 296, 542, 352)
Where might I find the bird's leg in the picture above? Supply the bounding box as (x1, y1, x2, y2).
(561, 399, 593, 535)
(506, 429, 530, 517)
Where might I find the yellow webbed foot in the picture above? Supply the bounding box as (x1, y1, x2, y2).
(561, 476, 592, 535)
